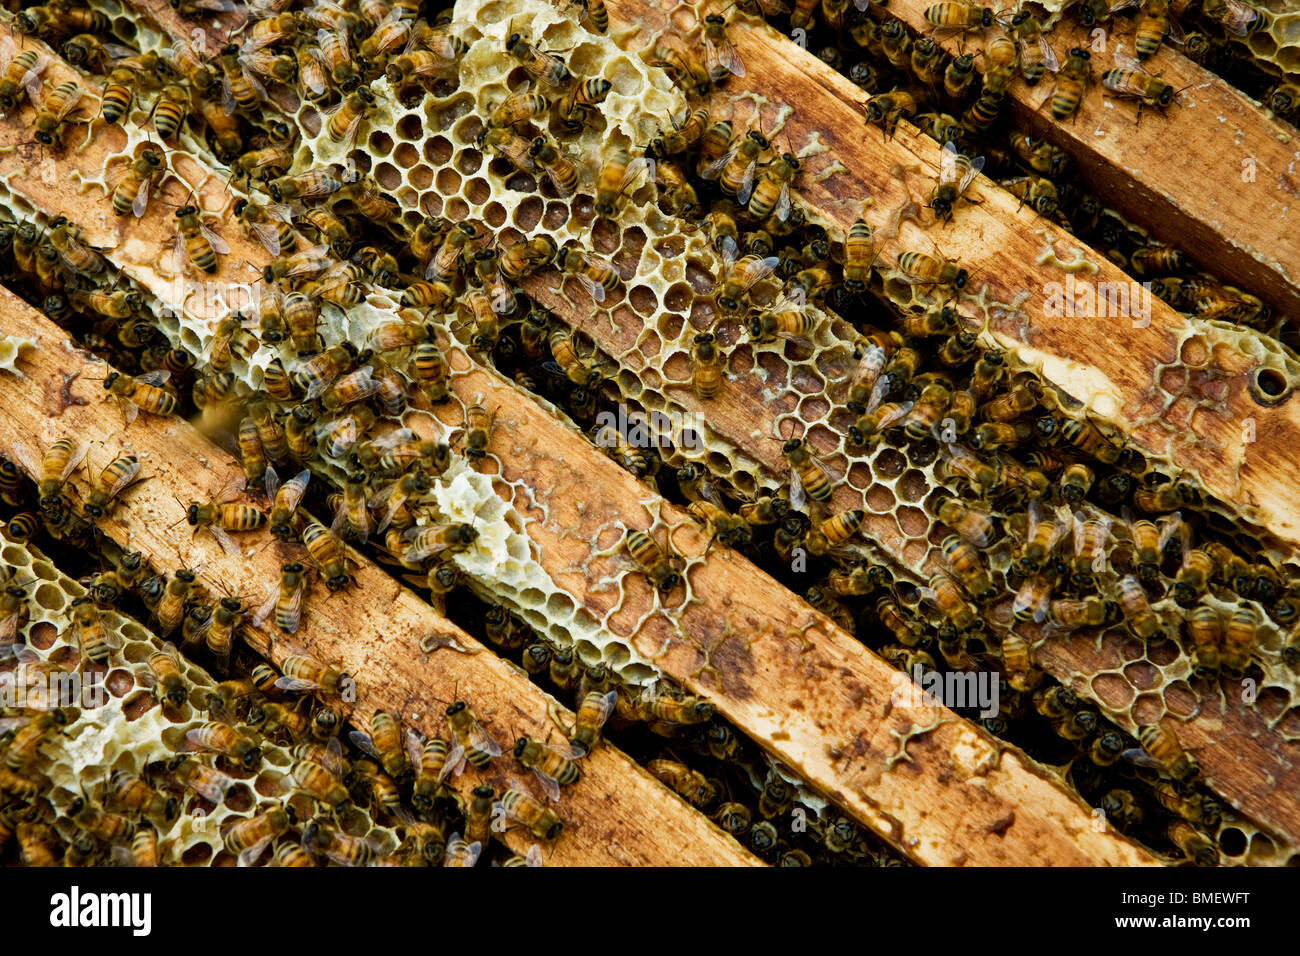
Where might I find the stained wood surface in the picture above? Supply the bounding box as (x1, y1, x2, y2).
(0, 22, 1159, 864)
(0, 287, 758, 867)
(511, 0, 1300, 849)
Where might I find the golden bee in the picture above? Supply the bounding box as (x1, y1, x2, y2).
(186, 720, 263, 770)
(514, 736, 581, 801)
(445, 699, 501, 769)
(506, 29, 571, 87)
(498, 788, 563, 840)
(223, 807, 290, 866)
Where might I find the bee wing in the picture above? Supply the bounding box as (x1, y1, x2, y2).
(280, 582, 303, 633)
(735, 159, 758, 206)
(252, 585, 277, 627)
(131, 175, 152, 219)
(939, 139, 960, 184)
(220, 73, 237, 116)
(716, 234, 738, 270)
(703, 145, 737, 180)
(21, 55, 49, 104)
(201, 223, 231, 256)
(467, 716, 502, 758)
(1158, 511, 1188, 554)
(574, 271, 606, 304)
(323, 418, 359, 459)
(238, 835, 274, 867)
(1071, 510, 1087, 556)
(57, 440, 91, 483)
(1106, 0, 1139, 13)
(102, 456, 143, 499)
(404, 727, 427, 769)
(205, 524, 240, 556)
(322, 735, 345, 777)
(959, 154, 985, 194)
(348, 729, 382, 761)
(1121, 747, 1164, 770)
(192, 766, 235, 803)
(440, 743, 467, 781)
(247, 220, 282, 256)
(703, 36, 745, 79)
(0, 715, 33, 734)
(1039, 37, 1060, 73)
(788, 463, 807, 512)
(774, 182, 792, 222)
(278, 469, 312, 513)
(531, 767, 562, 803)
(1111, 43, 1143, 73)
(48, 84, 88, 122)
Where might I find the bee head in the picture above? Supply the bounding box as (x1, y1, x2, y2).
(513, 737, 529, 757)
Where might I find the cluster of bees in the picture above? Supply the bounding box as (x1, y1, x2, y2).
(0, 0, 1290, 867)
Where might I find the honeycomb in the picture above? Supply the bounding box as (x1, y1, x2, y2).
(0, 524, 403, 866)
(0, 0, 1292, 869)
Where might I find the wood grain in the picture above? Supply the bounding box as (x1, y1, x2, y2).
(0, 287, 758, 867)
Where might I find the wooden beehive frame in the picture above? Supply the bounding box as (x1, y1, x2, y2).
(0, 0, 1293, 865)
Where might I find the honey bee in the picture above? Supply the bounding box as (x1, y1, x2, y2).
(47, 217, 104, 277)
(299, 519, 349, 592)
(928, 571, 979, 631)
(1058, 462, 1094, 506)
(905, 375, 954, 440)
(566, 688, 617, 757)
(1218, 604, 1259, 681)
(187, 720, 263, 770)
(34, 81, 91, 147)
(653, 108, 709, 156)
(942, 534, 996, 602)
(1115, 574, 1162, 640)
(172, 204, 230, 275)
(622, 529, 681, 593)
(1070, 512, 1112, 584)
(1184, 602, 1222, 679)
(1102, 47, 1183, 118)
(1173, 547, 1215, 606)
(1004, 9, 1056, 85)
(710, 129, 767, 201)
(1001, 632, 1042, 690)
(1126, 722, 1199, 793)
(554, 76, 612, 132)
(1045, 598, 1107, 634)
(647, 759, 716, 807)
(686, 332, 727, 399)
(897, 250, 968, 291)
(267, 165, 346, 204)
(153, 568, 196, 637)
(341, 710, 410, 782)
(926, 0, 994, 35)
(1041, 414, 1123, 465)
(185, 492, 266, 554)
(167, 754, 235, 803)
(558, 242, 620, 303)
(0, 44, 48, 113)
(935, 497, 995, 547)
(748, 150, 799, 222)
(1015, 500, 1066, 574)
(496, 788, 562, 840)
(864, 90, 919, 139)
(17, 3, 108, 39)
(715, 252, 778, 316)
(68, 797, 135, 845)
(444, 699, 502, 769)
(131, 826, 161, 866)
(1126, 512, 1163, 581)
(145, 641, 189, 708)
(848, 385, 912, 447)
(79, 452, 140, 520)
(224, 807, 290, 866)
(432, 830, 479, 868)
(250, 561, 307, 634)
(503, 26, 569, 81)
(649, 32, 711, 97)
(2, 709, 68, 771)
(880, 19, 912, 69)
(1044, 47, 1092, 122)
(927, 140, 984, 222)
(701, 12, 745, 82)
(513, 736, 581, 802)
(944, 52, 978, 100)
